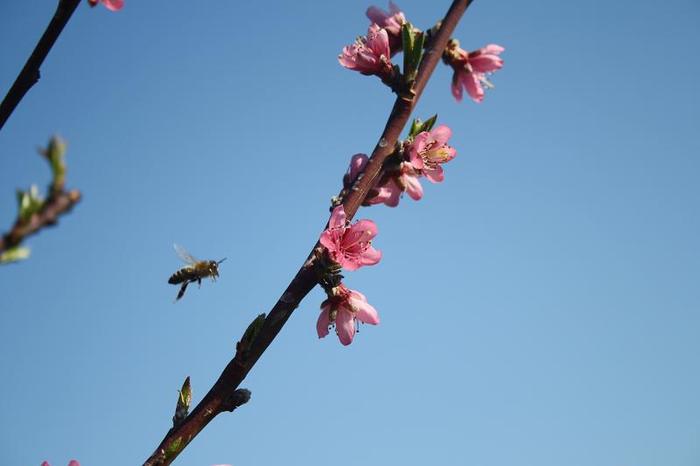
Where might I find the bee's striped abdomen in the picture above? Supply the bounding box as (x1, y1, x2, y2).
(168, 267, 195, 284)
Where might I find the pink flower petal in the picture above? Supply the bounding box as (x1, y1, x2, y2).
(369, 180, 401, 207)
(431, 125, 452, 144)
(360, 246, 382, 266)
(403, 173, 423, 200)
(348, 153, 369, 182)
(423, 166, 445, 183)
(366, 6, 387, 25)
(350, 219, 378, 240)
(350, 292, 380, 325)
(328, 205, 346, 229)
(68, 462, 80, 466)
(469, 54, 504, 73)
(482, 44, 505, 55)
(388, 0, 401, 15)
(462, 72, 484, 103)
(451, 72, 464, 101)
(102, 0, 124, 11)
(319, 231, 336, 253)
(338, 257, 361, 271)
(335, 309, 356, 346)
(316, 305, 331, 338)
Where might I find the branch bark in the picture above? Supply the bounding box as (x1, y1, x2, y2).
(0, 0, 81, 133)
(0, 189, 81, 254)
(143, 1, 473, 464)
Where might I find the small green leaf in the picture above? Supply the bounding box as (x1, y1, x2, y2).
(401, 23, 424, 86)
(0, 246, 31, 264)
(421, 114, 438, 132)
(408, 114, 438, 139)
(39, 136, 67, 191)
(409, 31, 425, 76)
(172, 376, 192, 426)
(44, 136, 66, 178)
(409, 118, 422, 138)
(17, 185, 44, 222)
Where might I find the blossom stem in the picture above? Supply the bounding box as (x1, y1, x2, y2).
(0, 0, 81, 133)
(142, 1, 474, 464)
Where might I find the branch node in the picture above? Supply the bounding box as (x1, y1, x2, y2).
(222, 388, 251, 412)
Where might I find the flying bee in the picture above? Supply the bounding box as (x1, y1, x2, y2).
(168, 244, 226, 301)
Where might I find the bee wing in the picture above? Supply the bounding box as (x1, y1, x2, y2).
(173, 243, 199, 265)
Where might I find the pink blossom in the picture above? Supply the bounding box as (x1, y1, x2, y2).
(366, 2, 406, 52)
(320, 206, 381, 270)
(343, 153, 391, 205)
(317, 284, 380, 345)
(407, 125, 457, 183)
(449, 44, 504, 103)
(41, 461, 80, 466)
(339, 24, 393, 78)
(367, 162, 423, 207)
(87, 0, 124, 11)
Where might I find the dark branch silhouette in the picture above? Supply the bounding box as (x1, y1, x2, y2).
(0, 0, 81, 132)
(142, 1, 473, 464)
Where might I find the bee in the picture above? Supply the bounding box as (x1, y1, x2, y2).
(168, 244, 226, 301)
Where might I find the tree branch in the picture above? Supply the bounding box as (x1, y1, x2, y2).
(0, 0, 81, 133)
(142, 1, 473, 464)
(0, 190, 81, 254)
(0, 136, 81, 262)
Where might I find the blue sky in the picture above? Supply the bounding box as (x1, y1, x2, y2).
(1, 1, 699, 465)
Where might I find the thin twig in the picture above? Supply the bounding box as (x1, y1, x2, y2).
(0, 136, 81, 260)
(0, 190, 81, 254)
(0, 0, 81, 133)
(142, 1, 473, 464)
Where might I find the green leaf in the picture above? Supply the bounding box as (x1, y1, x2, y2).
(408, 114, 438, 139)
(17, 185, 44, 222)
(45, 136, 66, 178)
(421, 114, 438, 132)
(401, 23, 424, 85)
(410, 30, 425, 73)
(409, 118, 422, 138)
(0, 246, 31, 264)
(172, 376, 192, 426)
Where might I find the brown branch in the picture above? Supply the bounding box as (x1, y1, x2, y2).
(0, 0, 81, 132)
(0, 189, 81, 254)
(0, 137, 81, 260)
(142, 1, 473, 464)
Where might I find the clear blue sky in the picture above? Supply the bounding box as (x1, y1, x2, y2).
(1, 1, 699, 465)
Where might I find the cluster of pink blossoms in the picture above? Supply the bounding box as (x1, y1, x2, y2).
(41, 461, 79, 466)
(366, 1, 406, 52)
(317, 120, 455, 345)
(338, 2, 406, 81)
(317, 205, 381, 345)
(340, 2, 504, 103)
(346, 124, 457, 207)
(323, 2, 505, 345)
(87, 0, 123, 10)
